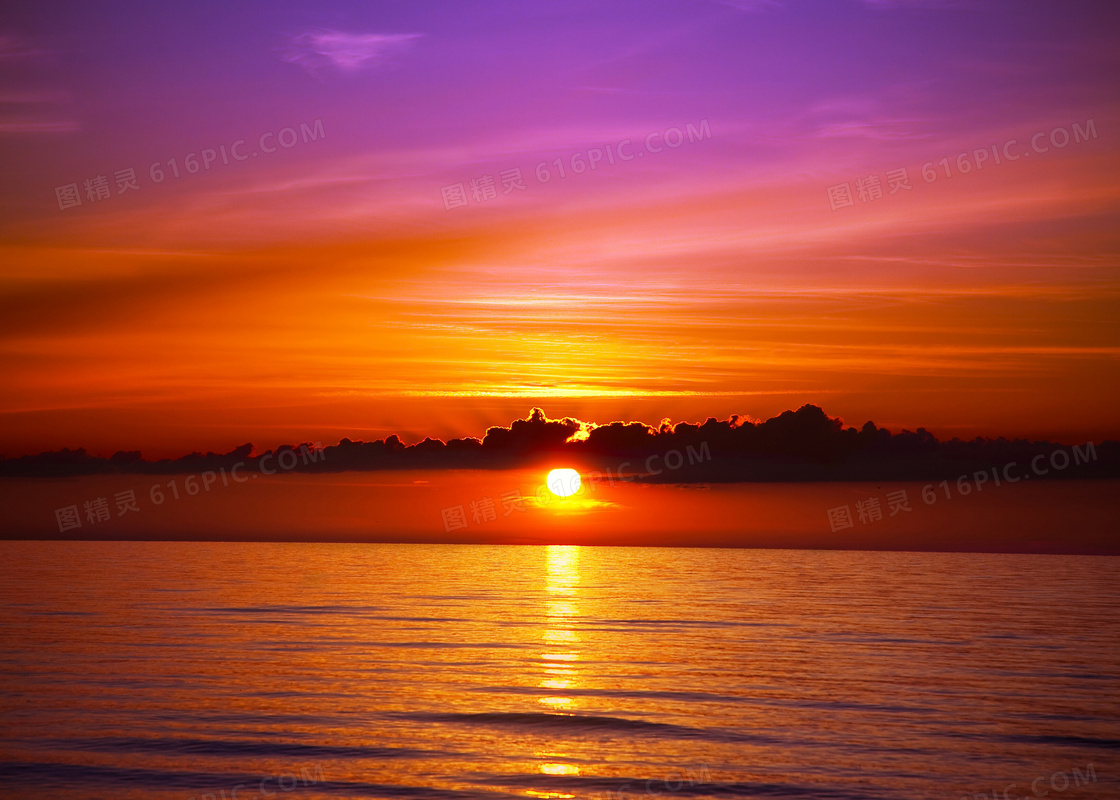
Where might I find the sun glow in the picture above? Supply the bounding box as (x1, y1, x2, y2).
(546, 468, 581, 497)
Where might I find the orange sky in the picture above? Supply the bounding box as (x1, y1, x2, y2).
(4, 470, 1117, 553)
(4, 144, 1119, 457)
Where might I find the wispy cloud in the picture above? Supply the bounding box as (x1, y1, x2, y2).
(281, 30, 422, 74)
(715, 0, 784, 11)
(0, 88, 76, 135)
(0, 119, 78, 133)
(0, 32, 70, 133)
(0, 89, 70, 104)
(812, 118, 930, 140)
(0, 32, 50, 61)
(862, 0, 966, 8)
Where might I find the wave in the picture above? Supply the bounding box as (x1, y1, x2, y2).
(44, 735, 443, 760)
(0, 762, 517, 799)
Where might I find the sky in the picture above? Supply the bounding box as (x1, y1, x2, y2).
(1, 0, 1118, 459)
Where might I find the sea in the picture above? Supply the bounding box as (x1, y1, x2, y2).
(0, 542, 1116, 800)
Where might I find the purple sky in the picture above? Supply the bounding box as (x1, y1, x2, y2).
(0, 0, 1118, 456)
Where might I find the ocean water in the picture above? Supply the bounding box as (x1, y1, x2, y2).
(0, 543, 1116, 800)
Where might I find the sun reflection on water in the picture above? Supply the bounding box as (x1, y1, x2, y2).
(537, 545, 582, 720)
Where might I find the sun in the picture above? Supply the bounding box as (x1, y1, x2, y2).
(546, 468, 581, 497)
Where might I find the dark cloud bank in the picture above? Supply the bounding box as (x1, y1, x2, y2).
(2, 405, 1116, 482)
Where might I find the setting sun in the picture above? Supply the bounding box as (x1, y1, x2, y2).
(546, 469, 581, 497)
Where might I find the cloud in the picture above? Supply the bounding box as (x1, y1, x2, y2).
(715, 0, 784, 11)
(862, 0, 966, 7)
(0, 119, 79, 133)
(0, 32, 50, 61)
(812, 119, 928, 141)
(0, 89, 70, 104)
(0, 33, 71, 133)
(281, 30, 422, 74)
(3, 405, 1115, 482)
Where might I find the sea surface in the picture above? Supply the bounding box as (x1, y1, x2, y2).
(0, 543, 1117, 800)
